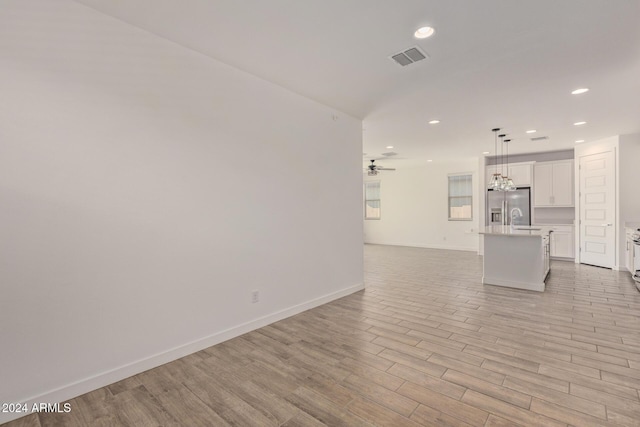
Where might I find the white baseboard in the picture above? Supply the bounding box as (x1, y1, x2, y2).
(364, 241, 477, 252)
(0, 282, 364, 424)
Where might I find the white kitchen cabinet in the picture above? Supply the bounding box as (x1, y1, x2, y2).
(552, 161, 573, 205)
(543, 233, 550, 278)
(534, 160, 574, 207)
(533, 163, 552, 206)
(550, 225, 574, 259)
(486, 162, 533, 188)
(508, 162, 533, 187)
(627, 228, 636, 273)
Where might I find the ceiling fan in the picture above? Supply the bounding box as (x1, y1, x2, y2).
(366, 159, 396, 176)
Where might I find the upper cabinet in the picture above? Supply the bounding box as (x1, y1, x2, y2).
(507, 162, 533, 187)
(486, 162, 533, 188)
(534, 160, 574, 207)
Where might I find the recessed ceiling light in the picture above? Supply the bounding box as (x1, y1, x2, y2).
(427, 159, 433, 162)
(414, 27, 435, 39)
(571, 88, 589, 95)
(428, 120, 440, 124)
(574, 121, 586, 126)
(525, 129, 537, 134)
(575, 139, 585, 144)
(482, 151, 490, 155)
(386, 145, 394, 149)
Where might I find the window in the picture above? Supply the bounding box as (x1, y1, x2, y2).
(364, 181, 381, 220)
(448, 174, 473, 220)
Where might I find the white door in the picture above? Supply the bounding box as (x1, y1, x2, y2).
(579, 151, 615, 268)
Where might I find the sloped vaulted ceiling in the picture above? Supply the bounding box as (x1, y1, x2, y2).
(74, 0, 640, 163)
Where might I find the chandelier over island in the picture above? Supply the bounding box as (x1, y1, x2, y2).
(488, 128, 516, 192)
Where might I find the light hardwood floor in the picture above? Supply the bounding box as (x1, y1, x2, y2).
(6, 244, 640, 426)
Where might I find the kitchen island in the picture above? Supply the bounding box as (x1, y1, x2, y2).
(480, 226, 551, 292)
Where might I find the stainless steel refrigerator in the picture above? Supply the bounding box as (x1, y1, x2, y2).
(486, 187, 531, 226)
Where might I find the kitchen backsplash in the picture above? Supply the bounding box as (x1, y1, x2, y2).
(533, 206, 575, 225)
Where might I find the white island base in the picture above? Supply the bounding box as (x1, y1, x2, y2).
(481, 226, 550, 292)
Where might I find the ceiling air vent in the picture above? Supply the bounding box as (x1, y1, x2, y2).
(381, 152, 398, 157)
(531, 136, 549, 141)
(390, 46, 429, 67)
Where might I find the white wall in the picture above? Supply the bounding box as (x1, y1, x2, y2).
(363, 159, 479, 251)
(0, 1, 363, 421)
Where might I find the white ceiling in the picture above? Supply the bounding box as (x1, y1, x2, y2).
(74, 0, 640, 166)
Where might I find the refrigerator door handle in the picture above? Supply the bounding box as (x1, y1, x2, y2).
(505, 200, 508, 225)
(503, 199, 507, 225)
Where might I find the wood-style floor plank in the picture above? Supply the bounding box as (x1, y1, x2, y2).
(4, 244, 640, 426)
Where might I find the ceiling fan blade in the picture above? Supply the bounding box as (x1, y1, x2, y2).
(377, 167, 396, 170)
(366, 154, 406, 161)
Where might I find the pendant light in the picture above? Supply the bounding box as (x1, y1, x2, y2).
(498, 133, 507, 191)
(488, 128, 503, 190)
(502, 138, 516, 191)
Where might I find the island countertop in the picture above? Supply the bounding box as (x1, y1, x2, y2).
(480, 225, 550, 237)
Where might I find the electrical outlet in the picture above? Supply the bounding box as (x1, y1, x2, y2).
(251, 290, 259, 304)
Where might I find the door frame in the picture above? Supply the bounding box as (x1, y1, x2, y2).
(574, 137, 619, 269)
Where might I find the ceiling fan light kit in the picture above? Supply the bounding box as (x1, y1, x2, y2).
(367, 159, 395, 176)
